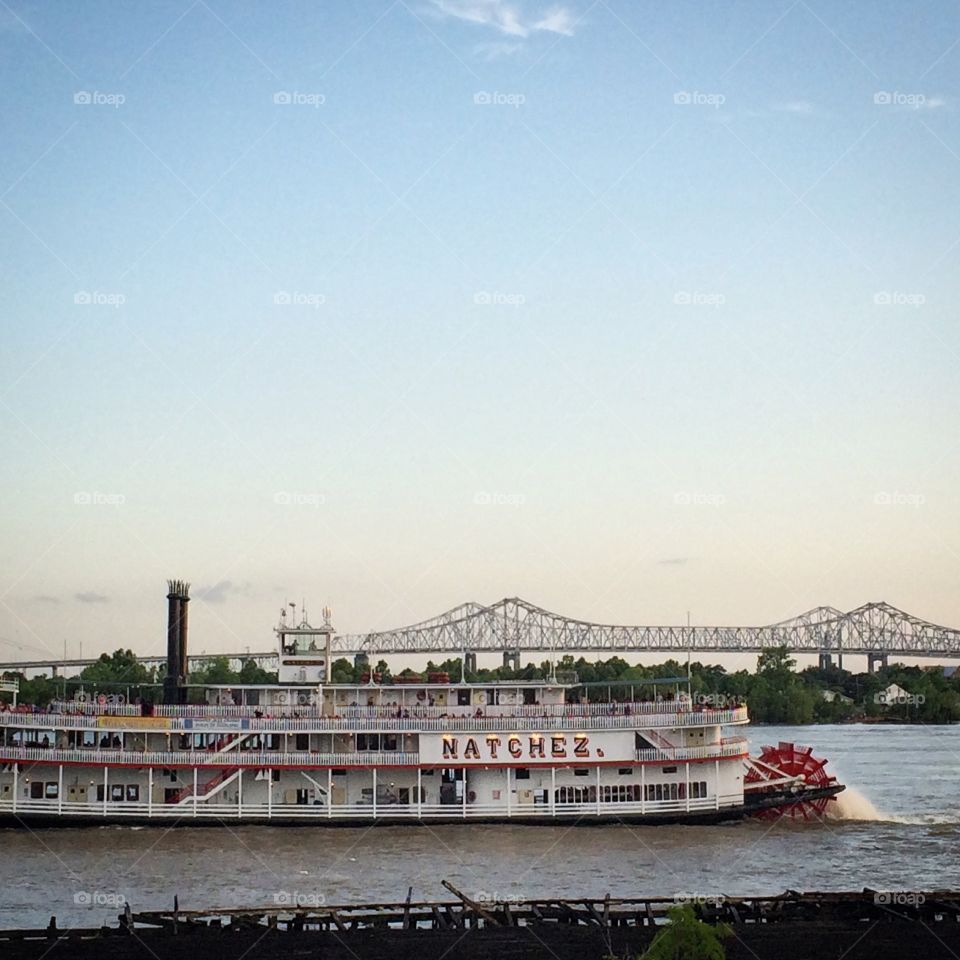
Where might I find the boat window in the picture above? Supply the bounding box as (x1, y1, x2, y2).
(515, 768, 530, 780)
(618, 768, 631, 776)
(662, 766, 677, 774)
(45, 782, 58, 798)
(29, 781, 43, 799)
(126, 785, 139, 802)
(574, 768, 588, 777)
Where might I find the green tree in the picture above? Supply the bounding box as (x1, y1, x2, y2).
(3, 672, 59, 707)
(330, 657, 359, 683)
(238, 659, 277, 685)
(80, 649, 152, 687)
(640, 904, 731, 960)
(190, 656, 237, 686)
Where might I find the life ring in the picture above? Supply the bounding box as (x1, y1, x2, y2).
(277, 692, 288, 705)
(416, 690, 426, 701)
(476, 691, 486, 705)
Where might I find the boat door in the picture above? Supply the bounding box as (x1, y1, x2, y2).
(440, 769, 463, 804)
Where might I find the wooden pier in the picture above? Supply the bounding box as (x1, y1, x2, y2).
(2, 887, 960, 959)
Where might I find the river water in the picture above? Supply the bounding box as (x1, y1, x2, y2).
(1, 724, 957, 928)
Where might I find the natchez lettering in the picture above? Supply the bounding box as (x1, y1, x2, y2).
(441, 734, 602, 761)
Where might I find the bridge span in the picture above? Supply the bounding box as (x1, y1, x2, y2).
(335, 598, 960, 670)
(2, 599, 959, 675)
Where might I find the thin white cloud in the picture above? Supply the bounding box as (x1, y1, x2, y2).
(75, 592, 109, 604)
(196, 580, 253, 605)
(534, 7, 575, 35)
(429, 0, 576, 38)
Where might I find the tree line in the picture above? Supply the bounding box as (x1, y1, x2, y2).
(3, 646, 959, 723)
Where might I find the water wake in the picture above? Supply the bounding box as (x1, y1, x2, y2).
(826, 787, 958, 826)
(825, 787, 883, 821)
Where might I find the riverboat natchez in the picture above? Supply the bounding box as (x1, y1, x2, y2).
(0, 582, 843, 826)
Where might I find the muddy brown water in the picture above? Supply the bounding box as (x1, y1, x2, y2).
(1, 724, 957, 928)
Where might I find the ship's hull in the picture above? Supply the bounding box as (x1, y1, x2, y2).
(0, 806, 750, 828)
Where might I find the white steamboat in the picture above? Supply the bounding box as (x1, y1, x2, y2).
(0, 582, 843, 826)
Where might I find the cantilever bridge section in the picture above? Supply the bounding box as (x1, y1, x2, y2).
(332, 598, 960, 667)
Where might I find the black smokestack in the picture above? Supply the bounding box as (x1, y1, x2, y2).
(163, 581, 181, 706)
(176, 582, 190, 705)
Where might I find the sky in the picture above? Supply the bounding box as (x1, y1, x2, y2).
(1, 0, 959, 668)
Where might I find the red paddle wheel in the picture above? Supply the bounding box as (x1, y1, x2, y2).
(744, 741, 840, 821)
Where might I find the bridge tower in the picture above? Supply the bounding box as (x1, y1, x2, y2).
(867, 651, 889, 673)
(502, 650, 520, 672)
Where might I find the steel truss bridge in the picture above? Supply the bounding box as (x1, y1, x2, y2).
(2, 599, 960, 676)
(333, 598, 960, 665)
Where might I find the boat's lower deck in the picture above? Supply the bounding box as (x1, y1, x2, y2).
(0, 757, 746, 824)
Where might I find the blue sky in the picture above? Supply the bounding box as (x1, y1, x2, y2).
(1, 0, 959, 665)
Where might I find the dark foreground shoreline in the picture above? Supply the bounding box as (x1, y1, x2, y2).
(3, 890, 958, 960)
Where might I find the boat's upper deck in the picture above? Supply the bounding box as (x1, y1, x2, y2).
(0, 698, 749, 734)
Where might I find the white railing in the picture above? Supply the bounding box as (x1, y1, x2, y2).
(0, 740, 748, 769)
(38, 700, 748, 720)
(0, 793, 745, 820)
(0, 705, 749, 734)
(635, 739, 748, 763)
(0, 747, 419, 767)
